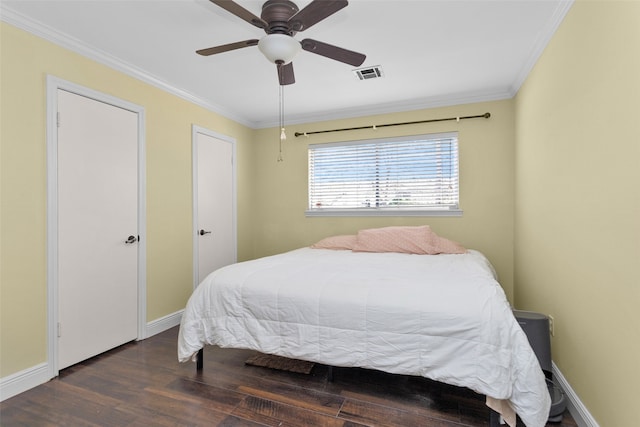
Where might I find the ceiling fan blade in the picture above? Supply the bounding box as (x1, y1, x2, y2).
(209, 0, 267, 29)
(196, 39, 259, 56)
(288, 0, 348, 32)
(277, 62, 295, 85)
(301, 39, 366, 67)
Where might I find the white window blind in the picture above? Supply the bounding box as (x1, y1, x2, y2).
(307, 132, 460, 216)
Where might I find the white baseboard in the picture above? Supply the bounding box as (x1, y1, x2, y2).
(553, 362, 600, 427)
(144, 309, 183, 338)
(0, 363, 51, 402)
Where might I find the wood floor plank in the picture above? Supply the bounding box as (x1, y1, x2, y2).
(232, 395, 365, 427)
(334, 369, 463, 420)
(20, 380, 135, 426)
(339, 389, 461, 424)
(338, 398, 464, 427)
(237, 384, 344, 416)
(164, 377, 248, 411)
(115, 386, 232, 426)
(0, 403, 69, 427)
(215, 414, 273, 427)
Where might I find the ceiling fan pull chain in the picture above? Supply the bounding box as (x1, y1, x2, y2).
(278, 83, 286, 162)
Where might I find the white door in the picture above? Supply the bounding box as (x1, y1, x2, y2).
(57, 89, 139, 369)
(194, 127, 236, 285)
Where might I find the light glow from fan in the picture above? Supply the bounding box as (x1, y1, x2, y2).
(258, 34, 301, 64)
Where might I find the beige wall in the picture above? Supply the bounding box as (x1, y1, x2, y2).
(252, 99, 516, 299)
(0, 22, 255, 376)
(515, 1, 640, 426)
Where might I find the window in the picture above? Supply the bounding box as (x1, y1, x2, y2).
(307, 132, 461, 217)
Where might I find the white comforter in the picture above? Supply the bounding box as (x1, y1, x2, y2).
(178, 248, 550, 427)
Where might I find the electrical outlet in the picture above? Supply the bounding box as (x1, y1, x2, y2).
(548, 315, 555, 337)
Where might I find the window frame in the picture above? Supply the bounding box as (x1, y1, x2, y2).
(306, 131, 463, 217)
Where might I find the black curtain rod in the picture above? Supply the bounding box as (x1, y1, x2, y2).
(294, 112, 490, 137)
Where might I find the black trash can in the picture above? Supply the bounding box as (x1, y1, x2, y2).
(513, 310, 566, 422)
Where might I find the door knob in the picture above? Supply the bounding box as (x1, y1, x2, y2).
(125, 235, 138, 244)
(199, 229, 212, 236)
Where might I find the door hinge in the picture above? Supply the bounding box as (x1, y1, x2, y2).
(57, 112, 61, 128)
(57, 322, 62, 338)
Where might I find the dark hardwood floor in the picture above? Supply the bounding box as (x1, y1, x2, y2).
(1, 327, 577, 426)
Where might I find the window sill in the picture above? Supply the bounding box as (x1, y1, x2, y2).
(305, 209, 463, 218)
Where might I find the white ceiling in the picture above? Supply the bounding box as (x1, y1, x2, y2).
(1, 0, 572, 128)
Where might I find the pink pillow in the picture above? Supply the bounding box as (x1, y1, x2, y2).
(310, 234, 357, 250)
(352, 226, 433, 254)
(352, 226, 466, 255)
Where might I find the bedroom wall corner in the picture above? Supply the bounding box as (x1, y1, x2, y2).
(514, 1, 640, 426)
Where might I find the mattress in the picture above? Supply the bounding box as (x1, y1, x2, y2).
(178, 248, 550, 427)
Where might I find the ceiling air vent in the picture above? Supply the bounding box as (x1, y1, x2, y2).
(353, 65, 384, 81)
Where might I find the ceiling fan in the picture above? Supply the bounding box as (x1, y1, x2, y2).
(197, 0, 366, 85)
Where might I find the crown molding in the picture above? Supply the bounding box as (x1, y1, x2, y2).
(255, 89, 513, 129)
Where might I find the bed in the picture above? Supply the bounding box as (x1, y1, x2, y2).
(178, 226, 551, 427)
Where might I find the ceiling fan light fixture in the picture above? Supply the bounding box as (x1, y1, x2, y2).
(258, 34, 301, 64)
